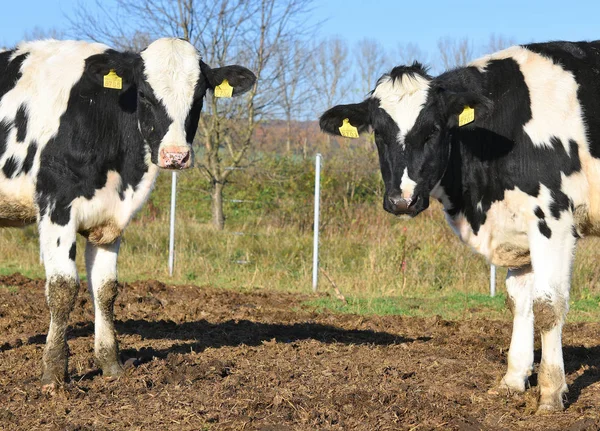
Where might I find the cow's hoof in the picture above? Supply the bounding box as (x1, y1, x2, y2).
(536, 402, 563, 415)
(489, 375, 527, 395)
(41, 382, 60, 396)
(536, 393, 565, 415)
(101, 362, 124, 379)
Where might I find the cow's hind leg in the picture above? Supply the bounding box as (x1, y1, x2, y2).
(39, 216, 79, 391)
(497, 266, 534, 393)
(85, 239, 124, 377)
(529, 212, 575, 413)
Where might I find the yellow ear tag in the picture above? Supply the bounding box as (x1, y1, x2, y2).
(103, 69, 122, 90)
(214, 79, 234, 98)
(458, 106, 475, 127)
(339, 118, 359, 138)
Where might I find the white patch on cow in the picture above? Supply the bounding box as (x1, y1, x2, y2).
(372, 73, 430, 149)
(502, 267, 534, 393)
(85, 239, 120, 362)
(446, 188, 534, 266)
(141, 38, 200, 151)
(71, 165, 159, 236)
(400, 168, 417, 199)
(430, 182, 453, 210)
(469, 46, 587, 153)
(38, 213, 79, 279)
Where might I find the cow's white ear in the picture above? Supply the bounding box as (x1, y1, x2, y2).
(200, 61, 256, 97)
(319, 101, 371, 138)
(84, 52, 136, 92)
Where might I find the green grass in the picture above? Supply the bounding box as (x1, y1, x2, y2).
(304, 292, 509, 320)
(304, 292, 600, 322)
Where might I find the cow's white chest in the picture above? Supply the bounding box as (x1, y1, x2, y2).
(71, 166, 159, 242)
(446, 189, 534, 267)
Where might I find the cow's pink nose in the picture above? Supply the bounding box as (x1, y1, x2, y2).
(159, 146, 192, 169)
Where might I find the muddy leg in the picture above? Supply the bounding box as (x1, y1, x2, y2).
(498, 266, 534, 393)
(39, 216, 79, 390)
(529, 212, 575, 413)
(85, 239, 123, 377)
(534, 298, 568, 413)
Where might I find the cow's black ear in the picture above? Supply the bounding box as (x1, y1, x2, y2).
(83, 51, 137, 92)
(319, 101, 371, 137)
(438, 88, 492, 128)
(201, 61, 256, 97)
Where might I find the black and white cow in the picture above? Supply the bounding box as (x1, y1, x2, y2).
(320, 41, 600, 413)
(0, 38, 255, 390)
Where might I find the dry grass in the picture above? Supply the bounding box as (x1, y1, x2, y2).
(3, 195, 600, 304)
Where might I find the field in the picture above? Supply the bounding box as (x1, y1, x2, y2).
(2, 155, 600, 429)
(1, 274, 600, 430)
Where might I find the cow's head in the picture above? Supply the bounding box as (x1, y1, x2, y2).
(84, 38, 256, 169)
(320, 62, 489, 217)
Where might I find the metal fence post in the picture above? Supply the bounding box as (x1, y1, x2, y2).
(168, 171, 177, 276)
(312, 153, 322, 292)
(490, 264, 496, 297)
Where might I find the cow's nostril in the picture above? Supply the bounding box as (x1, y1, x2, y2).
(180, 151, 190, 164)
(388, 192, 411, 213)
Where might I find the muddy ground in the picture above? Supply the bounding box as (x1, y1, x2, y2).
(1, 274, 600, 430)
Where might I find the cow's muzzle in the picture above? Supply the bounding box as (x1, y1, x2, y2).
(158, 146, 193, 169)
(384, 192, 428, 217)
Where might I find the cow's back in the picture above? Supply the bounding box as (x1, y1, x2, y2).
(0, 40, 108, 227)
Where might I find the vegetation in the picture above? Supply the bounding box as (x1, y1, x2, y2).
(3, 152, 600, 321)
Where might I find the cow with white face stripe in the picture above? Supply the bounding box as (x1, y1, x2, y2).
(321, 41, 600, 413)
(0, 38, 255, 391)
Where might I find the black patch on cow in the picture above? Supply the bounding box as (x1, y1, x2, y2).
(22, 141, 37, 173)
(524, 41, 600, 160)
(2, 156, 19, 178)
(549, 191, 571, 219)
(57, 238, 61, 247)
(0, 120, 12, 160)
(69, 242, 76, 261)
(435, 58, 533, 232)
(0, 52, 28, 102)
(14, 105, 28, 142)
(538, 220, 552, 238)
(534, 207, 545, 219)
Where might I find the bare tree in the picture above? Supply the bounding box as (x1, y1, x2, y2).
(483, 33, 516, 55)
(274, 38, 313, 153)
(356, 38, 387, 96)
(69, 0, 315, 230)
(23, 26, 65, 41)
(310, 37, 352, 117)
(394, 42, 429, 67)
(437, 36, 474, 71)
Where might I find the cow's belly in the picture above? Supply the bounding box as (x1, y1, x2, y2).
(0, 174, 37, 227)
(447, 190, 533, 267)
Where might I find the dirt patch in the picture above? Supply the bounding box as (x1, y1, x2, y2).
(1, 274, 600, 430)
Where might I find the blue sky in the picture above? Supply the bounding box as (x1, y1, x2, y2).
(1, 0, 599, 61)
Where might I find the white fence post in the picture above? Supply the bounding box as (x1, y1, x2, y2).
(168, 171, 177, 276)
(312, 153, 322, 292)
(490, 264, 496, 297)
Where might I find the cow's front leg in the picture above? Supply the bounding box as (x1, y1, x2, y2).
(85, 239, 123, 377)
(498, 266, 534, 393)
(530, 213, 575, 413)
(39, 215, 80, 391)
